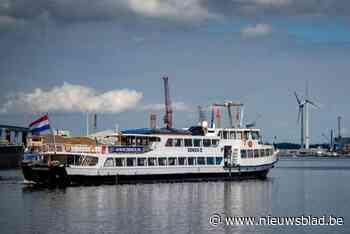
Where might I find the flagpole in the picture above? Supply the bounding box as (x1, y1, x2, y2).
(47, 112, 56, 155)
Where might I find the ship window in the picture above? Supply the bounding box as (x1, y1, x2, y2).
(67, 155, 75, 165)
(241, 150, 247, 158)
(188, 157, 196, 165)
(165, 138, 173, 147)
(247, 131, 253, 140)
(203, 139, 211, 147)
(243, 132, 248, 140)
(150, 137, 161, 142)
(141, 137, 148, 145)
(126, 158, 136, 167)
(168, 157, 176, 166)
(148, 157, 157, 166)
(116, 158, 124, 167)
(212, 139, 219, 147)
(265, 149, 270, 156)
(247, 150, 254, 158)
(104, 158, 115, 167)
(184, 139, 193, 147)
(236, 132, 242, 140)
(158, 157, 167, 166)
(178, 157, 186, 165)
(71, 155, 81, 165)
(223, 131, 228, 139)
(137, 158, 146, 166)
(260, 149, 266, 157)
(207, 157, 215, 165)
(254, 149, 259, 158)
(84, 156, 98, 166)
(197, 157, 205, 165)
(193, 139, 201, 147)
(251, 131, 259, 140)
(230, 131, 236, 139)
(216, 157, 223, 165)
(174, 138, 183, 147)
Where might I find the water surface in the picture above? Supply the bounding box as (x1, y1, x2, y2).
(0, 157, 349, 234)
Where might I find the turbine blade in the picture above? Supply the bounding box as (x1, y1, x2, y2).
(294, 92, 301, 105)
(307, 100, 320, 109)
(297, 107, 301, 123)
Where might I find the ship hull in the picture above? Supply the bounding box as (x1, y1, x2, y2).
(0, 145, 24, 169)
(21, 162, 275, 187)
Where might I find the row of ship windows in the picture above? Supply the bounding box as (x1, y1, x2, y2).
(165, 138, 220, 147)
(241, 149, 274, 158)
(104, 157, 224, 167)
(218, 131, 260, 140)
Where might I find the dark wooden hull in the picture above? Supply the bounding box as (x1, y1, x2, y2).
(0, 145, 24, 169)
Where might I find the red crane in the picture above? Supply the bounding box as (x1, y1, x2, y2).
(163, 76, 173, 128)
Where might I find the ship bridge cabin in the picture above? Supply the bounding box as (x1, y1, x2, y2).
(118, 134, 161, 147)
(211, 128, 262, 142)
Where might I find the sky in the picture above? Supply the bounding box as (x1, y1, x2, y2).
(0, 0, 350, 143)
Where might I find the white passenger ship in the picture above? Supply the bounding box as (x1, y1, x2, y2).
(21, 118, 278, 187)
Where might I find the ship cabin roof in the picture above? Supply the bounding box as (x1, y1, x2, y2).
(121, 128, 191, 136)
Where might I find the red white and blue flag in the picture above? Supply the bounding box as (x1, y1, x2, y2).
(29, 114, 51, 135)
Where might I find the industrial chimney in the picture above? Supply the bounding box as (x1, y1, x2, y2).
(338, 116, 342, 139)
(215, 107, 221, 128)
(150, 113, 157, 129)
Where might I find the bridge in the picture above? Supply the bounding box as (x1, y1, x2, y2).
(0, 125, 29, 145)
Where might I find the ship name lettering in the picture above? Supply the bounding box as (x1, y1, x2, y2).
(187, 148, 203, 153)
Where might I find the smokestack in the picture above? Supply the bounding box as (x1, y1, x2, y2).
(150, 113, 157, 129)
(338, 116, 342, 139)
(215, 107, 221, 128)
(330, 129, 334, 151)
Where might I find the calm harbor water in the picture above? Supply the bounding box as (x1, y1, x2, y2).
(1, 157, 350, 234)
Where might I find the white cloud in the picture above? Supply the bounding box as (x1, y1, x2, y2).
(142, 101, 193, 112)
(124, 0, 213, 21)
(0, 82, 143, 114)
(241, 23, 273, 37)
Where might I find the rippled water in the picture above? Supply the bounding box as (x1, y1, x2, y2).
(1, 157, 350, 234)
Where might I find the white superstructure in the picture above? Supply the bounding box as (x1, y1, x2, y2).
(22, 101, 279, 186)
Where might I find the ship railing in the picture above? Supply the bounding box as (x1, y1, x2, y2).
(39, 143, 106, 154)
(33, 143, 151, 155)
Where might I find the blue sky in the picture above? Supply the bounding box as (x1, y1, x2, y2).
(0, 0, 350, 143)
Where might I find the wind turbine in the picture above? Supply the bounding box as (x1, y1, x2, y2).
(295, 82, 319, 150)
(294, 92, 305, 149)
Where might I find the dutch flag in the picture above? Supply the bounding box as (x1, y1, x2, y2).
(29, 114, 51, 135)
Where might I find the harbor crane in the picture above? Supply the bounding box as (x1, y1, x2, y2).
(163, 77, 173, 129)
